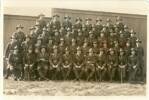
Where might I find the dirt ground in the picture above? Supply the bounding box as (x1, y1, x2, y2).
(3, 79, 146, 96)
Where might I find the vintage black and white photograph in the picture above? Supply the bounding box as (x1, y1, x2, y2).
(2, 0, 148, 96)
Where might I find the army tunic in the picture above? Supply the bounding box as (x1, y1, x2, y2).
(107, 54, 118, 81)
(8, 52, 23, 80)
(128, 55, 138, 82)
(12, 31, 25, 44)
(96, 54, 107, 81)
(5, 41, 18, 58)
(24, 52, 36, 80)
(36, 19, 47, 29)
(61, 53, 72, 79)
(62, 21, 72, 30)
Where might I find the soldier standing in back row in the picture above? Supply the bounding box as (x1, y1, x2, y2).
(51, 14, 61, 30)
(12, 24, 25, 48)
(135, 39, 144, 82)
(62, 15, 72, 30)
(36, 14, 47, 29)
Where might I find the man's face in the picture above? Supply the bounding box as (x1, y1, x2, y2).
(120, 51, 124, 55)
(100, 51, 104, 55)
(93, 43, 97, 47)
(26, 38, 30, 42)
(48, 40, 53, 44)
(131, 33, 135, 37)
(28, 49, 32, 53)
(131, 51, 135, 55)
(41, 48, 46, 53)
(126, 42, 130, 47)
(35, 48, 39, 53)
(110, 51, 114, 55)
(17, 28, 23, 32)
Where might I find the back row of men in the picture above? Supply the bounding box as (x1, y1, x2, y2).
(4, 14, 144, 83)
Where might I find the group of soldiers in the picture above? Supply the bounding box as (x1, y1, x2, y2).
(4, 13, 145, 83)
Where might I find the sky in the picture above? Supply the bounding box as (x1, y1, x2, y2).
(3, 0, 149, 17)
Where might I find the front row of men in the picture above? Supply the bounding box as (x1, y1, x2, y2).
(5, 41, 144, 83)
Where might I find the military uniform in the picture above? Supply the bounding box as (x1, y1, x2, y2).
(23, 47, 36, 80)
(118, 48, 127, 82)
(50, 46, 62, 80)
(96, 48, 107, 81)
(61, 48, 72, 80)
(62, 15, 72, 30)
(73, 47, 84, 80)
(37, 46, 49, 80)
(36, 14, 47, 29)
(4, 36, 18, 79)
(85, 18, 92, 32)
(76, 29, 84, 46)
(51, 14, 61, 30)
(115, 16, 124, 31)
(107, 48, 118, 82)
(129, 29, 137, 48)
(95, 17, 103, 36)
(128, 48, 138, 82)
(135, 39, 144, 81)
(85, 48, 96, 81)
(74, 17, 82, 30)
(8, 46, 24, 81)
(12, 24, 25, 45)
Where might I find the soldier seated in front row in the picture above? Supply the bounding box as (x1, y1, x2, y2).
(85, 48, 96, 81)
(37, 46, 49, 81)
(73, 47, 84, 81)
(49, 45, 61, 80)
(61, 47, 72, 80)
(96, 48, 107, 82)
(24, 46, 36, 81)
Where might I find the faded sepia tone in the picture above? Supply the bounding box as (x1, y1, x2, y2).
(3, 0, 148, 96)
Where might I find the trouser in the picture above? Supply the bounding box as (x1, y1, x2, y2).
(73, 68, 83, 80)
(62, 67, 71, 80)
(107, 66, 117, 82)
(37, 62, 49, 80)
(84, 64, 95, 81)
(118, 67, 126, 83)
(128, 67, 138, 82)
(51, 67, 61, 80)
(96, 68, 106, 81)
(24, 64, 35, 81)
(10, 64, 23, 80)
